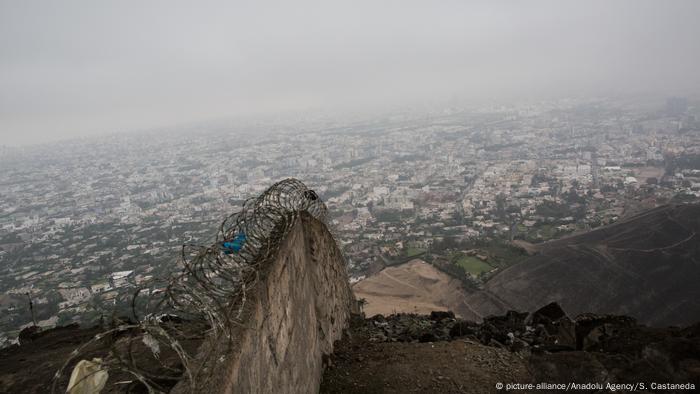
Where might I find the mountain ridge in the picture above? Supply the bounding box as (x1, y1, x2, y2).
(462, 203, 700, 326)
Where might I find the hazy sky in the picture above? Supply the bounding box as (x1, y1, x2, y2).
(1, 0, 699, 146)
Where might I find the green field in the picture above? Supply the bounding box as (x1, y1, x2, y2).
(454, 255, 493, 275)
(406, 247, 426, 257)
(537, 224, 557, 240)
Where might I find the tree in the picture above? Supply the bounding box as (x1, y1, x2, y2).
(504, 203, 526, 241)
(357, 298, 368, 314)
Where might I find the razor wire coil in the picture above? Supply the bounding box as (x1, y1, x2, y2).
(53, 178, 330, 393)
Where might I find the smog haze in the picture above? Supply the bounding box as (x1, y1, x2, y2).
(1, 0, 699, 145)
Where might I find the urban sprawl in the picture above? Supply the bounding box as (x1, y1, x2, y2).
(1, 96, 700, 346)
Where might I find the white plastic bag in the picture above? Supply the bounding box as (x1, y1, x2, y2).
(66, 358, 108, 394)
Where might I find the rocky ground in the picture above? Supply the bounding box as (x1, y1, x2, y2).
(2, 302, 699, 393)
(321, 303, 700, 393)
(0, 324, 109, 393)
(0, 320, 202, 393)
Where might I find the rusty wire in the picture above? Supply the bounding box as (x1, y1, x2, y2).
(52, 178, 329, 393)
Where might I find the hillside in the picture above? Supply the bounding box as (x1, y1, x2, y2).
(463, 203, 700, 326)
(321, 306, 700, 393)
(352, 260, 473, 317)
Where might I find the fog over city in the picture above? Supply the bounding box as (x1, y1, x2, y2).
(2, 0, 699, 146)
(4, 3, 700, 389)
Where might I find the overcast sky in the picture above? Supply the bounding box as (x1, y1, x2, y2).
(1, 0, 699, 146)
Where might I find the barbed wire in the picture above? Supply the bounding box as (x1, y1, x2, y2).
(52, 178, 330, 393)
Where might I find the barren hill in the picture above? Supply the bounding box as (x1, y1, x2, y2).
(463, 203, 700, 326)
(352, 260, 474, 318)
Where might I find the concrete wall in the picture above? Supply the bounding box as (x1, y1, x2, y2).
(179, 212, 355, 393)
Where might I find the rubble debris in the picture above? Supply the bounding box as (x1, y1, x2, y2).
(324, 303, 700, 393)
(361, 302, 697, 358)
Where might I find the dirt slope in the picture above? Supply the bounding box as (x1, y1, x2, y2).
(352, 260, 473, 318)
(321, 316, 530, 394)
(322, 339, 529, 394)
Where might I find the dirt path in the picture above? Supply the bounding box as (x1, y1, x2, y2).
(380, 269, 425, 293)
(511, 240, 539, 255)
